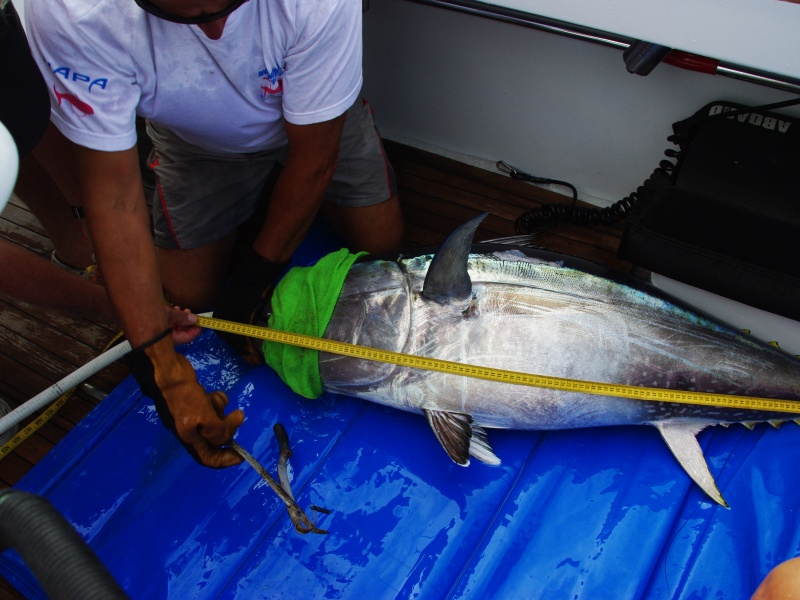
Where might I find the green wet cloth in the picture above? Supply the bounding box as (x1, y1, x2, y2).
(263, 249, 366, 399)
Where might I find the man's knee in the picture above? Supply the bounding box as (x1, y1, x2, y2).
(752, 557, 800, 600)
(158, 235, 237, 312)
(323, 195, 405, 254)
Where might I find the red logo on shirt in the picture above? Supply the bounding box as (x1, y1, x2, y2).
(258, 66, 284, 98)
(261, 76, 283, 96)
(53, 85, 94, 116)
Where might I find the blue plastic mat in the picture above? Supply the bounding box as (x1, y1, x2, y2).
(3, 232, 800, 598)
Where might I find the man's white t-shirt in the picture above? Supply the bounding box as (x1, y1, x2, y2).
(25, 0, 363, 153)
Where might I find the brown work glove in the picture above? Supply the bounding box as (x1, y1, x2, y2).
(125, 330, 244, 468)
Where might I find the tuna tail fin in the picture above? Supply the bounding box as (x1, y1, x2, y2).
(655, 422, 729, 508)
(424, 409, 501, 466)
(422, 212, 488, 305)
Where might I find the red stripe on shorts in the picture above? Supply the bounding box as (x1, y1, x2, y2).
(149, 155, 182, 249)
(362, 98, 393, 200)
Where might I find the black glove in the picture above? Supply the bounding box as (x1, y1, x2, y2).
(125, 329, 244, 467)
(213, 250, 288, 363)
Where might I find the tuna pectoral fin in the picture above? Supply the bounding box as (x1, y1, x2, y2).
(423, 409, 501, 467)
(654, 422, 729, 508)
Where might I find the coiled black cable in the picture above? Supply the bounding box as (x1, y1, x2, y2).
(499, 149, 679, 235)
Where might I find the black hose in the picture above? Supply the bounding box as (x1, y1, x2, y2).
(0, 489, 128, 600)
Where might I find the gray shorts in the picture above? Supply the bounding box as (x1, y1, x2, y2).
(145, 98, 397, 249)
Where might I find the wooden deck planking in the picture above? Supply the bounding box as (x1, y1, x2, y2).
(386, 140, 630, 268)
(0, 196, 126, 494)
(0, 140, 629, 598)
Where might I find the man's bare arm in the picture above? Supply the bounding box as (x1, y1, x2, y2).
(73, 143, 169, 347)
(252, 114, 346, 263)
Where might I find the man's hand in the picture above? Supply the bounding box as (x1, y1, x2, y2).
(125, 330, 245, 467)
(165, 306, 202, 346)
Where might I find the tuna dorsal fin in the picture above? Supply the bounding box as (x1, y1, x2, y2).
(422, 213, 488, 304)
(423, 408, 500, 466)
(655, 422, 728, 508)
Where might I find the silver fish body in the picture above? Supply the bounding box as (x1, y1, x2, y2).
(318, 215, 800, 505)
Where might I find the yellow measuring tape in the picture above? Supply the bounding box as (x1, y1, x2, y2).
(0, 391, 75, 461)
(196, 316, 800, 415)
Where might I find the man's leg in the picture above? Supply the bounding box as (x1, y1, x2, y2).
(321, 194, 404, 254)
(15, 148, 94, 269)
(752, 557, 800, 599)
(0, 239, 114, 322)
(321, 99, 405, 254)
(158, 230, 238, 312)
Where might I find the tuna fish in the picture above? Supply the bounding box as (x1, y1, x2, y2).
(308, 215, 800, 506)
